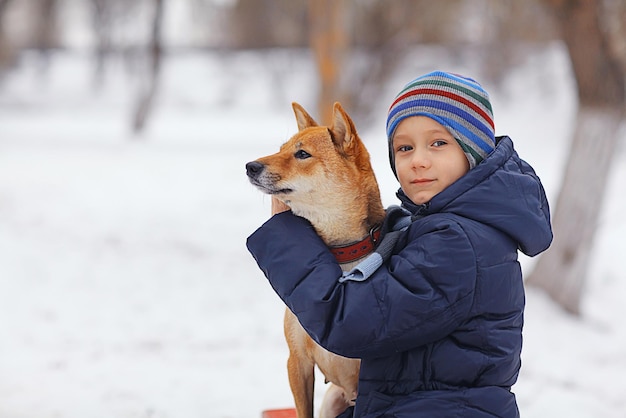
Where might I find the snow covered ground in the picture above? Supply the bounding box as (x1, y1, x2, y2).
(1, 45, 625, 417)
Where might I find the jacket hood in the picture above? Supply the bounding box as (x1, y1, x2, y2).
(398, 136, 553, 257)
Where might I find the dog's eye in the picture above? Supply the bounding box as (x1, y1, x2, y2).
(294, 150, 312, 160)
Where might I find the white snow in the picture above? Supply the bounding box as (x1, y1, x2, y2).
(1, 44, 625, 417)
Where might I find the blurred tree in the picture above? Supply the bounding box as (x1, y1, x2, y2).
(603, 0, 626, 70)
(132, 0, 164, 133)
(21, 0, 60, 73)
(89, 0, 144, 87)
(0, 0, 9, 17)
(0, 0, 14, 71)
(92, 0, 114, 88)
(31, 0, 59, 51)
(308, 0, 350, 124)
(230, 0, 307, 48)
(527, 0, 626, 314)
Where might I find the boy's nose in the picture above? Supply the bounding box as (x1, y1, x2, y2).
(411, 150, 431, 169)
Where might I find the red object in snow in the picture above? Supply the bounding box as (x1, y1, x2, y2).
(261, 408, 297, 418)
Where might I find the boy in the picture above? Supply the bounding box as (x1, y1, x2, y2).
(247, 71, 552, 417)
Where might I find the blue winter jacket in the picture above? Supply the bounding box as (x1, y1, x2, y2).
(247, 136, 552, 417)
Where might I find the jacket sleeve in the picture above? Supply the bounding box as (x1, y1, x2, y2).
(246, 211, 477, 359)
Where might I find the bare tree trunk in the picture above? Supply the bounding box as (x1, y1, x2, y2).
(0, 0, 14, 70)
(132, 0, 164, 134)
(307, 0, 349, 124)
(527, 0, 626, 314)
(527, 108, 623, 313)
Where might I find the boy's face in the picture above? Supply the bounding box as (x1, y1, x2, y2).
(392, 116, 470, 205)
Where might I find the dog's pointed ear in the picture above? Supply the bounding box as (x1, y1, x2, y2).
(329, 102, 357, 149)
(292, 102, 318, 131)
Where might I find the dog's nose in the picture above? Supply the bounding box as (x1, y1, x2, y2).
(246, 161, 265, 178)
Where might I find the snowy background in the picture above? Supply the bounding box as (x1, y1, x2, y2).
(1, 44, 625, 417)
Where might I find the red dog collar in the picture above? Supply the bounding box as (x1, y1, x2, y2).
(329, 227, 381, 264)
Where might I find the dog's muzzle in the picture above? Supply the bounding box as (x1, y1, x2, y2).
(246, 161, 292, 195)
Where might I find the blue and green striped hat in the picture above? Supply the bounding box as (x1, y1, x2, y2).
(386, 71, 495, 176)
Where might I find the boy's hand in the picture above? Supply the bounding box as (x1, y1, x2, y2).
(271, 197, 291, 215)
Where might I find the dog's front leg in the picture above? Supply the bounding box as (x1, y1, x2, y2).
(284, 308, 316, 418)
(287, 351, 315, 418)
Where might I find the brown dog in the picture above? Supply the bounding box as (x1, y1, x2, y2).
(246, 102, 386, 418)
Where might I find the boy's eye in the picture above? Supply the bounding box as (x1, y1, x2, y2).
(432, 140, 448, 147)
(397, 145, 413, 153)
(294, 150, 312, 159)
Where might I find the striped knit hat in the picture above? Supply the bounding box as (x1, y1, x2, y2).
(386, 71, 495, 176)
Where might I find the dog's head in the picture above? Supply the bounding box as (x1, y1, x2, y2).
(246, 102, 374, 218)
